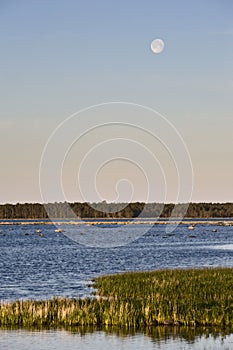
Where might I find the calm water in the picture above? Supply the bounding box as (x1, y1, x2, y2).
(1, 327, 233, 350)
(0, 220, 233, 349)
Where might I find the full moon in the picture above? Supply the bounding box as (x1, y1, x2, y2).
(150, 38, 165, 54)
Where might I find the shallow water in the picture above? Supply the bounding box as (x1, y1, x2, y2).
(0, 220, 233, 300)
(0, 327, 233, 350)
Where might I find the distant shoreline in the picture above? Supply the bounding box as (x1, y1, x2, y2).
(0, 219, 233, 226)
(0, 202, 233, 220)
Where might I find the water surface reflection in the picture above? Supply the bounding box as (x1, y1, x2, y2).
(1, 326, 233, 350)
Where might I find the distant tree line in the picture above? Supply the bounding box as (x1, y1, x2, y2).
(0, 202, 232, 219)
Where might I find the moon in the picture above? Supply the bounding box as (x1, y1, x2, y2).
(150, 38, 165, 54)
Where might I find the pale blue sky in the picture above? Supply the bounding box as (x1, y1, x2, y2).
(0, 0, 232, 203)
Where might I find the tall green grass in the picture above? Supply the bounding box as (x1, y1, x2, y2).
(93, 267, 233, 326)
(0, 268, 233, 327)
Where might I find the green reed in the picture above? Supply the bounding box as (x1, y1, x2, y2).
(0, 268, 233, 327)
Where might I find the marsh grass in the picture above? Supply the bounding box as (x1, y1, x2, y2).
(0, 268, 233, 327)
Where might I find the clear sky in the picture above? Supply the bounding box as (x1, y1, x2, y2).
(0, 0, 232, 203)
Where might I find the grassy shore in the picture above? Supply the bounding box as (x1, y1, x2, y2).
(0, 268, 233, 327)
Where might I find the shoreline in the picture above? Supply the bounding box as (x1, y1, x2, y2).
(0, 219, 233, 226)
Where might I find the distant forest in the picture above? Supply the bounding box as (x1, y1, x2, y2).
(0, 202, 232, 219)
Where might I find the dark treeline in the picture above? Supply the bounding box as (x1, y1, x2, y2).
(0, 202, 232, 219)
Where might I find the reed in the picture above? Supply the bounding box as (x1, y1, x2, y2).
(0, 268, 233, 327)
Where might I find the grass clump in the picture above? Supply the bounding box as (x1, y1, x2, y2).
(94, 267, 233, 326)
(0, 268, 233, 327)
